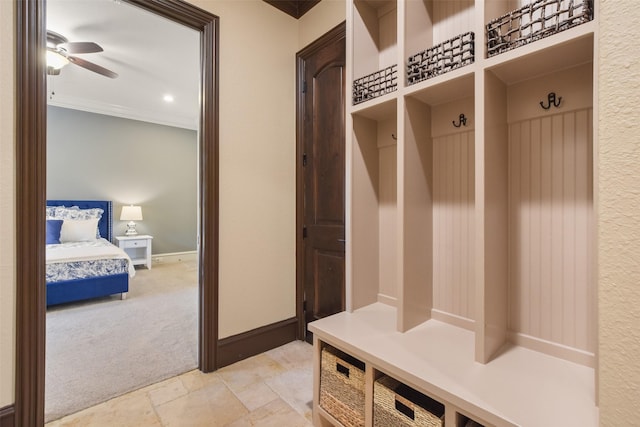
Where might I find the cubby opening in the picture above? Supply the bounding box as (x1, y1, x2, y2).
(352, 0, 397, 82)
(319, 343, 367, 427)
(483, 46, 595, 366)
(457, 413, 486, 427)
(350, 100, 398, 311)
(353, 0, 397, 77)
(400, 75, 475, 332)
(405, 0, 475, 86)
(374, 373, 446, 426)
(406, 0, 475, 52)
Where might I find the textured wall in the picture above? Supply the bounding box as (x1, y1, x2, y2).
(598, 0, 640, 424)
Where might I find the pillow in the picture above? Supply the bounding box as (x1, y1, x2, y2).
(46, 206, 104, 238)
(59, 218, 99, 243)
(46, 219, 63, 245)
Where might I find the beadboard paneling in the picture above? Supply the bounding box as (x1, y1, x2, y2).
(378, 142, 398, 302)
(432, 0, 474, 45)
(508, 108, 594, 354)
(432, 130, 475, 320)
(377, 3, 397, 70)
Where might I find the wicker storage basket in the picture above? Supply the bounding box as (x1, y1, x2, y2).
(374, 376, 445, 427)
(320, 346, 366, 427)
(407, 32, 474, 85)
(486, 0, 593, 57)
(352, 64, 398, 105)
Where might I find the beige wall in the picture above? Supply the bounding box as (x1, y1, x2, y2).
(202, 0, 297, 338)
(0, 0, 15, 408)
(598, 0, 640, 424)
(218, 0, 344, 338)
(298, 0, 346, 50)
(191, 0, 343, 339)
(196, 0, 345, 339)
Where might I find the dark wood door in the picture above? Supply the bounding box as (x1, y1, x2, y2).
(298, 24, 346, 342)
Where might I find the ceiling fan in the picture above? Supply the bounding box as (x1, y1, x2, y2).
(46, 30, 118, 79)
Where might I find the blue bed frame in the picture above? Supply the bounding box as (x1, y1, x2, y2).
(46, 200, 129, 306)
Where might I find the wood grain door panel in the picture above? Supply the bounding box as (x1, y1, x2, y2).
(298, 24, 346, 341)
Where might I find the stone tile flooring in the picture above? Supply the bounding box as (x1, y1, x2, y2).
(45, 341, 314, 427)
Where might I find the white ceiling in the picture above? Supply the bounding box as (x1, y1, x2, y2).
(46, 0, 200, 130)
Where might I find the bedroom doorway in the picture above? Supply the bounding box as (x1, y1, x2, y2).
(15, 0, 219, 425)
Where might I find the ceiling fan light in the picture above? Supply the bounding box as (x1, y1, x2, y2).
(47, 50, 69, 70)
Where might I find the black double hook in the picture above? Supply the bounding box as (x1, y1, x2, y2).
(452, 113, 467, 128)
(540, 92, 562, 110)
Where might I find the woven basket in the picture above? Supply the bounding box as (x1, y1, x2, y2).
(486, 0, 593, 57)
(352, 64, 398, 105)
(320, 346, 366, 427)
(407, 32, 475, 85)
(374, 376, 445, 427)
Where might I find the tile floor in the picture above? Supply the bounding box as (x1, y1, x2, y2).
(45, 340, 314, 427)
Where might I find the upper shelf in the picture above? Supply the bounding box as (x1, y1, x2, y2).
(350, 0, 595, 107)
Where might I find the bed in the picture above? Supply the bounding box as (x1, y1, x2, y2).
(46, 200, 135, 306)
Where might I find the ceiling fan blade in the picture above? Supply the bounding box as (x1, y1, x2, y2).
(47, 30, 68, 46)
(60, 41, 104, 54)
(67, 55, 118, 79)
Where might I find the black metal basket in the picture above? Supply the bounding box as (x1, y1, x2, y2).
(353, 64, 398, 105)
(407, 32, 475, 85)
(486, 0, 593, 57)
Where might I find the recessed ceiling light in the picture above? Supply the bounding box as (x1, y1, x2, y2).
(163, 94, 174, 103)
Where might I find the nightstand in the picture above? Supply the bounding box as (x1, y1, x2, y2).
(115, 235, 153, 269)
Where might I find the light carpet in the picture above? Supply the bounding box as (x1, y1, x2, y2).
(45, 261, 198, 422)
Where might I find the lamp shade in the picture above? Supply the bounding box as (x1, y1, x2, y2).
(46, 50, 69, 69)
(120, 205, 143, 221)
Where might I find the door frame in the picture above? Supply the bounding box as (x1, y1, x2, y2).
(295, 22, 346, 339)
(14, 0, 219, 424)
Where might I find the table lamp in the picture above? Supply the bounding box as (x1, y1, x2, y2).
(120, 205, 143, 236)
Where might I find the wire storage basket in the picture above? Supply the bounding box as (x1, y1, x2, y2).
(486, 0, 594, 57)
(320, 345, 366, 427)
(374, 375, 445, 427)
(353, 64, 398, 105)
(407, 32, 475, 85)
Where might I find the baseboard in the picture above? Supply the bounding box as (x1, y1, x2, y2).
(151, 251, 197, 265)
(431, 309, 475, 331)
(217, 317, 298, 368)
(508, 330, 596, 368)
(0, 404, 14, 427)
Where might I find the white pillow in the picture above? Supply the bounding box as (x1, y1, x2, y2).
(60, 218, 99, 243)
(46, 206, 104, 238)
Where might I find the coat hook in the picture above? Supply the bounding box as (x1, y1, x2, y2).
(452, 113, 467, 128)
(540, 92, 562, 110)
(391, 133, 397, 140)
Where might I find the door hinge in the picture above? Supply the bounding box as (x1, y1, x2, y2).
(302, 153, 307, 167)
(303, 300, 307, 312)
(302, 80, 307, 93)
(303, 226, 308, 239)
